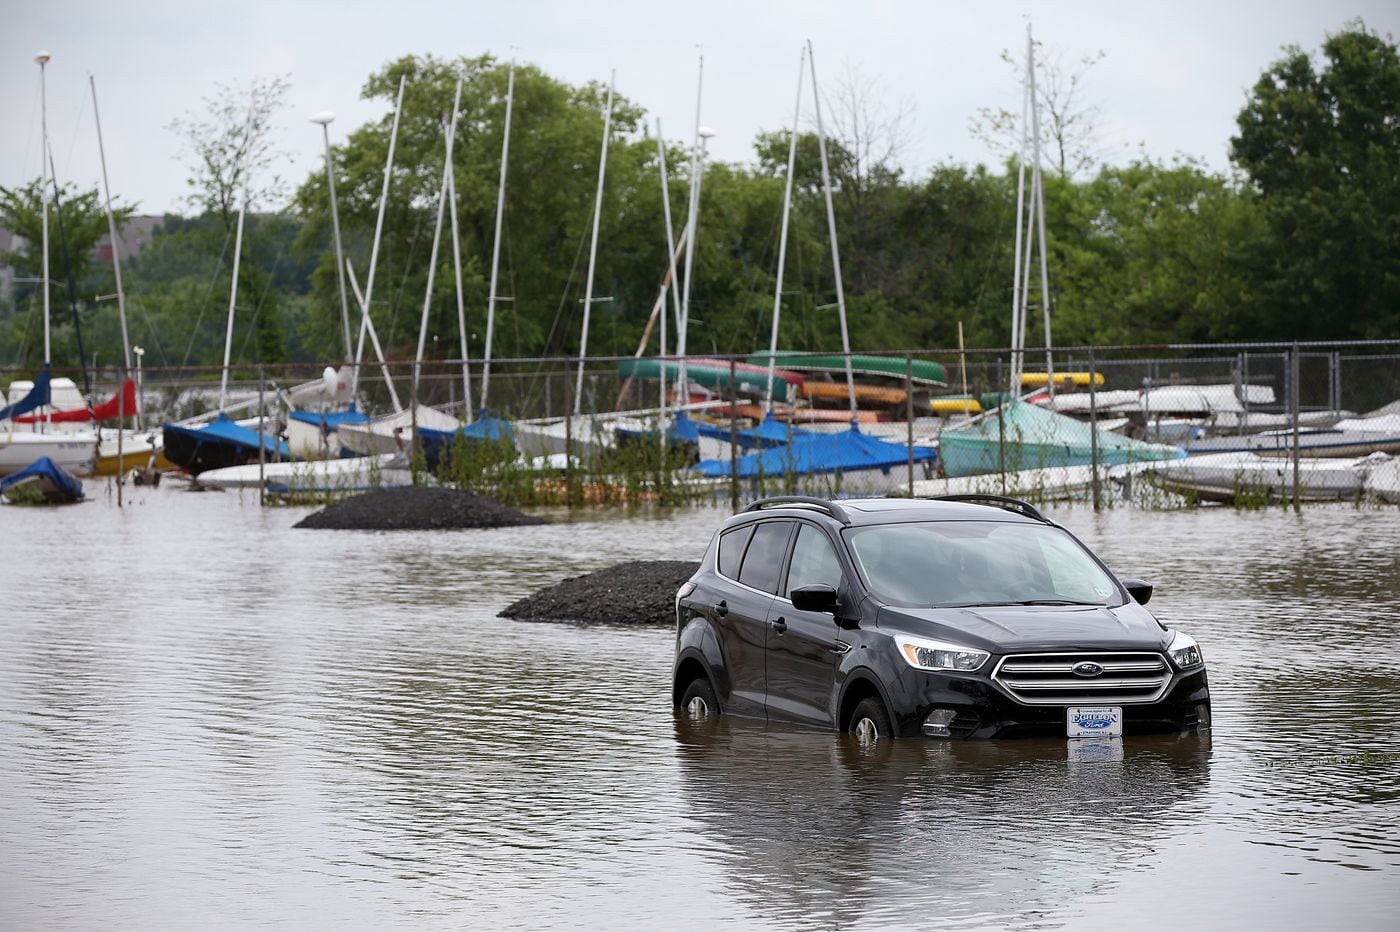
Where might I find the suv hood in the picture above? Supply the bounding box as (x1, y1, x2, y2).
(879, 603, 1169, 653)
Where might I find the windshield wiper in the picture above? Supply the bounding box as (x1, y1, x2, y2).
(938, 599, 1105, 608)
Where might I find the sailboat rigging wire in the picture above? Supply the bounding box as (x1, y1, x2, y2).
(175, 229, 234, 368)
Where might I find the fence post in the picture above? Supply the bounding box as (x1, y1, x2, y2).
(729, 358, 739, 512)
(564, 376, 574, 506)
(1240, 351, 1250, 437)
(1291, 343, 1301, 512)
(906, 353, 915, 496)
(1089, 349, 1100, 511)
(258, 364, 266, 508)
(116, 366, 125, 509)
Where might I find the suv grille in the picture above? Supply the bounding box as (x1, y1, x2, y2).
(992, 652, 1171, 705)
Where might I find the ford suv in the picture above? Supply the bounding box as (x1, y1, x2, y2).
(672, 495, 1210, 741)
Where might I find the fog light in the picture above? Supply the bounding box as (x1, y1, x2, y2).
(1194, 704, 1212, 730)
(922, 709, 957, 737)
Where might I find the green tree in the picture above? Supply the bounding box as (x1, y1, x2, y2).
(0, 179, 133, 369)
(1230, 22, 1400, 339)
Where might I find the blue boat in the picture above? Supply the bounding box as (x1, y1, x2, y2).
(162, 413, 294, 477)
(0, 456, 84, 504)
(287, 404, 370, 459)
(694, 426, 936, 493)
(417, 412, 517, 472)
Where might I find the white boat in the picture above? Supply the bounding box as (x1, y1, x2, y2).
(195, 452, 417, 491)
(337, 404, 465, 456)
(1141, 451, 1384, 503)
(909, 463, 1146, 502)
(0, 430, 98, 477)
(1366, 455, 1400, 503)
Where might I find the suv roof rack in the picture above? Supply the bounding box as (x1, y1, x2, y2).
(742, 495, 851, 525)
(929, 494, 1049, 524)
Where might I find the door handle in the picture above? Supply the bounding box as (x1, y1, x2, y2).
(714, 600, 728, 618)
(772, 616, 788, 634)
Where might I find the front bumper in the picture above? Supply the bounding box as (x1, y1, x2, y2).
(886, 667, 1211, 739)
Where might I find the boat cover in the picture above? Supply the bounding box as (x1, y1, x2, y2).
(939, 400, 1185, 477)
(0, 367, 51, 422)
(693, 426, 935, 479)
(289, 404, 370, 430)
(14, 380, 137, 423)
(0, 456, 84, 502)
(738, 413, 815, 450)
(163, 412, 292, 458)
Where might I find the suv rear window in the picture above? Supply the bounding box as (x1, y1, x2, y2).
(737, 521, 792, 594)
(716, 525, 754, 579)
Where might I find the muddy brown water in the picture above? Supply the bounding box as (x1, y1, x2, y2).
(2, 486, 1398, 929)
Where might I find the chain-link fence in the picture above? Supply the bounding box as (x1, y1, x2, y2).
(8, 340, 1397, 507)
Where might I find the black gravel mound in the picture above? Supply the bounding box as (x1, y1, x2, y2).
(295, 486, 549, 530)
(500, 560, 701, 626)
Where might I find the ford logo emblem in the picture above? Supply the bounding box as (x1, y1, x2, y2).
(1072, 661, 1104, 678)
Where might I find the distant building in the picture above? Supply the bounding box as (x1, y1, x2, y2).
(0, 215, 164, 311)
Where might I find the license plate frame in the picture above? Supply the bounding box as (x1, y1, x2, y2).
(1066, 706, 1123, 738)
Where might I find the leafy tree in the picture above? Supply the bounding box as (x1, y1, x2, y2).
(1230, 22, 1400, 339)
(0, 179, 134, 369)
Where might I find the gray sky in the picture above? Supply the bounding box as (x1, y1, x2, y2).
(4, 0, 1397, 216)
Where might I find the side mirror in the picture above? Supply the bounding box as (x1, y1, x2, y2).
(791, 584, 839, 614)
(1120, 577, 1154, 605)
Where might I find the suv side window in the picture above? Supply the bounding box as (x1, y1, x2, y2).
(785, 524, 843, 598)
(737, 521, 793, 594)
(716, 525, 755, 580)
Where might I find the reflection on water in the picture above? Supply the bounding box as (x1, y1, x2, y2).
(2, 490, 1398, 928)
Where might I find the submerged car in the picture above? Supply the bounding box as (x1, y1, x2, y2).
(672, 495, 1210, 741)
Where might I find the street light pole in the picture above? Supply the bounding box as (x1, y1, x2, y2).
(311, 111, 352, 361)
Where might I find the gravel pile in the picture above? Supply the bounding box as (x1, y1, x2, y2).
(500, 560, 701, 627)
(295, 487, 549, 530)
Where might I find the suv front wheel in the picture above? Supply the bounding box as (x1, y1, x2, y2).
(848, 697, 892, 743)
(680, 677, 720, 720)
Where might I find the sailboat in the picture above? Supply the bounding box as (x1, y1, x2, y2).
(512, 70, 624, 461)
(693, 42, 925, 490)
(161, 101, 292, 477)
(1, 52, 100, 479)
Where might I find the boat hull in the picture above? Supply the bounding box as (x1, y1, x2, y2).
(0, 431, 98, 477)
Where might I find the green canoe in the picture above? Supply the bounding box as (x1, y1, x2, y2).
(746, 352, 947, 387)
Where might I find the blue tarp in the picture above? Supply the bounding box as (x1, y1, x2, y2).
(693, 426, 936, 479)
(289, 404, 369, 430)
(0, 456, 84, 502)
(418, 412, 516, 470)
(737, 414, 815, 451)
(617, 412, 703, 449)
(0, 367, 51, 422)
(164, 412, 292, 458)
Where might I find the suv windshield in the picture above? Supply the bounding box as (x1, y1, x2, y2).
(845, 520, 1122, 608)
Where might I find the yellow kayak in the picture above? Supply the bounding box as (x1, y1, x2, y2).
(1020, 371, 1105, 387)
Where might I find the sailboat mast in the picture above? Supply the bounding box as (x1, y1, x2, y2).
(413, 103, 460, 398)
(36, 52, 51, 366)
(656, 118, 679, 432)
(1009, 26, 1032, 396)
(677, 53, 705, 410)
(90, 75, 131, 375)
(218, 108, 256, 412)
(445, 74, 472, 419)
(352, 74, 407, 404)
(1028, 36, 1055, 399)
(573, 70, 614, 417)
(481, 61, 515, 411)
(806, 39, 857, 425)
(765, 46, 806, 414)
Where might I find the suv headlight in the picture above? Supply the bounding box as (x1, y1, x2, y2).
(895, 634, 989, 673)
(1167, 631, 1204, 670)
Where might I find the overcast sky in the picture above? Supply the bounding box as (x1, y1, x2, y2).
(4, 0, 1397, 216)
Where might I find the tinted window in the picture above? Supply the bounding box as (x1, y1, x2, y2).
(785, 524, 843, 597)
(845, 520, 1121, 607)
(737, 521, 792, 594)
(717, 525, 755, 579)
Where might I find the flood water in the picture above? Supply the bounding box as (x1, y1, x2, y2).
(2, 485, 1398, 929)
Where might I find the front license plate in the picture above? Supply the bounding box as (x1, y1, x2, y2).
(1067, 706, 1123, 738)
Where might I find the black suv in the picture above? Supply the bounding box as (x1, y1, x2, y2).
(672, 495, 1210, 740)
